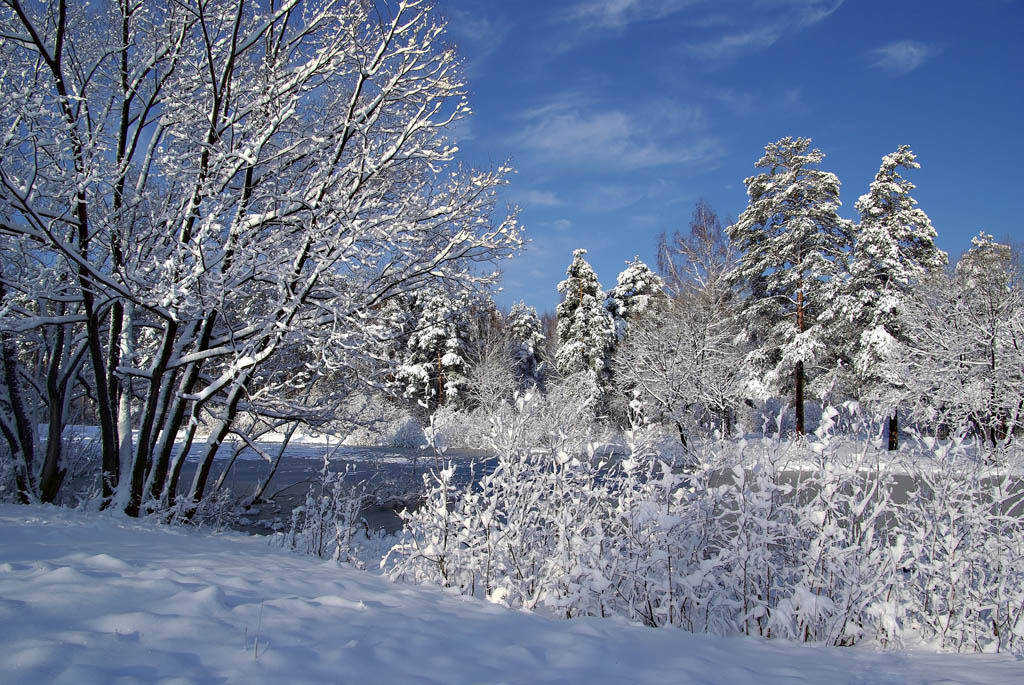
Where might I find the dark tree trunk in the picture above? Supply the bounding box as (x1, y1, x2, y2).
(887, 408, 899, 451)
(247, 423, 298, 504)
(150, 316, 216, 504)
(794, 360, 805, 436)
(675, 420, 688, 448)
(1, 330, 35, 502)
(39, 313, 69, 502)
(125, 319, 178, 517)
(186, 373, 249, 515)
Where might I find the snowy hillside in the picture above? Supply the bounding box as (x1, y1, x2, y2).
(1, 505, 1021, 684)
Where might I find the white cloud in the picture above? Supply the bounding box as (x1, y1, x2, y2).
(512, 99, 719, 171)
(444, 7, 511, 61)
(870, 40, 939, 74)
(511, 188, 565, 208)
(562, 0, 698, 30)
(686, 24, 783, 61)
(557, 0, 843, 62)
(684, 0, 844, 62)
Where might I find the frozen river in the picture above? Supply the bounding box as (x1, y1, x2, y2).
(156, 434, 1024, 535)
(174, 441, 493, 534)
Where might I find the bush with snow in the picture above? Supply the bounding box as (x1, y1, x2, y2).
(387, 400, 1024, 655)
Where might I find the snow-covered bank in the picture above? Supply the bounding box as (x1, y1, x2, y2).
(0, 505, 1021, 684)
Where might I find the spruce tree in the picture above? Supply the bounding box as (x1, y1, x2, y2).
(556, 249, 614, 405)
(507, 302, 546, 390)
(844, 145, 947, 448)
(727, 137, 854, 434)
(396, 290, 471, 411)
(606, 258, 664, 340)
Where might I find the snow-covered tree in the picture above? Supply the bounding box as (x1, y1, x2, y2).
(899, 234, 1024, 447)
(614, 298, 744, 443)
(727, 137, 854, 434)
(840, 146, 947, 448)
(606, 258, 664, 340)
(506, 303, 546, 390)
(0, 0, 521, 514)
(657, 199, 736, 305)
(556, 250, 614, 406)
(396, 290, 474, 412)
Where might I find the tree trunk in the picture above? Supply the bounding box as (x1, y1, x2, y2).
(246, 423, 298, 505)
(794, 289, 806, 435)
(186, 372, 249, 514)
(794, 360, 805, 435)
(125, 317, 178, 517)
(887, 408, 899, 451)
(149, 316, 215, 504)
(1, 330, 36, 502)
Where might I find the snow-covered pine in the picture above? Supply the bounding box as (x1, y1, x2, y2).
(605, 258, 664, 340)
(837, 146, 946, 448)
(396, 290, 473, 412)
(506, 302, 547, 390)
(726, 137, 854, 434)
(556, 250, 614, 405)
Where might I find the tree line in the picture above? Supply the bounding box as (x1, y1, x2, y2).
(1, 0, 1021, 517)
(547, 137, 1022, 454)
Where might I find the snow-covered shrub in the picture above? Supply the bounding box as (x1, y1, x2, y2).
(899, 432, 1024, 654)
(335, 395, 426, 448)
(387, 401, 1024, 655)
(779, 409, 906, 646)
(386, 415, 427, 448)
(389, 391, 615, 614)
(424, 405, 492, 451)
(385, 461, 476, 590)
(53, 430, 104, 506)
(280, 456, 372, 568)
(164, 486, 237, 531)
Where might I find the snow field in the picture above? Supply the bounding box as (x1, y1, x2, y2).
(1, 504, 1023, 684)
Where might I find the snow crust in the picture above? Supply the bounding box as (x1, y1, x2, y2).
(1, 505, 1022, 684)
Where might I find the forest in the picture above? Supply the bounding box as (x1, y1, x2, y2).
(2, 0, 1023, 658)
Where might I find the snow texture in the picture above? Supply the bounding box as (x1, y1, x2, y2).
(1, 504, 1022, 684)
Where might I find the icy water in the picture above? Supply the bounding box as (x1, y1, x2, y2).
(174, 442, 494, 534)
(163, 437, 1024, 535)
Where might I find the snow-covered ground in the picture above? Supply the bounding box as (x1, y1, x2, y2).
(1, 504, 1022, 684)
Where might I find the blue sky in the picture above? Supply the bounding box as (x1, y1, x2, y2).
(439, 0, 1024, 313)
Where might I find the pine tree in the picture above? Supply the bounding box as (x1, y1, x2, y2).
(727, 137, 854, 434)
(843, 145, 947, 448)
(507, 302, 546, 390)
(606, 258, 664, 340)
(396, 290, 471, 411)
(556, 249, 614, 405)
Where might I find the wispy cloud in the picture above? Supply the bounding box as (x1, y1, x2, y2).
(684, 0, 843, 62)
(443, 6, 512, 72)
(869, 40, 939, 74)
(561, 0, 698, 30)
(509, 188, 565, 208)
(556, 0, 843, 62)
(512, 98, 719, 171)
